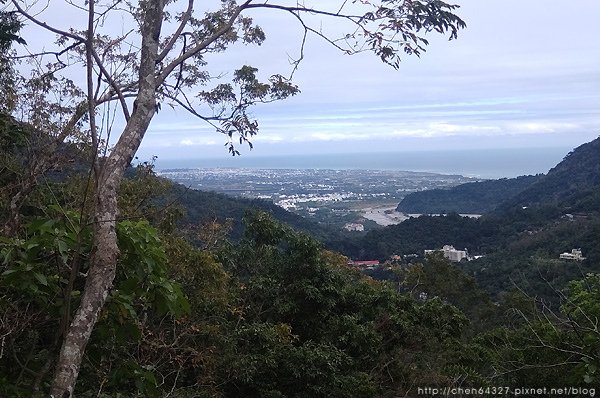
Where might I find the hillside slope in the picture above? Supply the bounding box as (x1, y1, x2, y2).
(396, 175, 540, 214)
(351, 137, 600, 300)
(167, 181, 341, 242)
(498, 137, 600, 212)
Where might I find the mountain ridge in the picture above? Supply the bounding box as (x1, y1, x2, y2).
(496, 136, 600, 212)
(395, 136, 600, 216)
(396, 175, 540, 214)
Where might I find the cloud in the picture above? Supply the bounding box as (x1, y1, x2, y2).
(252, 134, 285, 143)
(508, 122, 581, 135)
(136, 0, 600, 158)
(177, 137, 218, 146)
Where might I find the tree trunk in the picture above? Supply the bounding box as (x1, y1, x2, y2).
(49, 2, 165, 394)
(49, 107, 157, 397)
(49, 175, 119, 398)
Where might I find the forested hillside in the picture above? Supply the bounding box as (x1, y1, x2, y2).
(350, 137, 600, 304)
(4, 118, 600, 395)
(396, 137, 600, 216)
(2, 2, 600, 394)
(2, 114, 479, 396)
(338, 213, 496, 260)
(396, 175, 540, 214)
(167, 181, 343, 243)
(497, 137, 600, 211)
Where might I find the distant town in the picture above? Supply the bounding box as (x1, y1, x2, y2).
(158, 168, 479, 231)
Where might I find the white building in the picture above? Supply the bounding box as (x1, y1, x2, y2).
(559, 249, 586, 261)
(344, 223, 364, 232)
(425, 245, 469, 262)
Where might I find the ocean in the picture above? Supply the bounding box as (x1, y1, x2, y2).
(155, 147, 571, 179)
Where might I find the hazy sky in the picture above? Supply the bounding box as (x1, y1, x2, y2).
(141, 0, 600, 161)
(15, 0, 600, 162)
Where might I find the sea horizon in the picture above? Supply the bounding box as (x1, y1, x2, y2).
(154, 146, 572, 180)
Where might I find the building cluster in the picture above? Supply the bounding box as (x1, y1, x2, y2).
(425, 245, 470, 262)
(347, 260, 379, 269)
(559, 248, 586, 261)
(344, 223, 365, 232)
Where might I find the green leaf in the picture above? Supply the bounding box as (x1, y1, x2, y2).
(1, 268, 18, 276)
(57, 239, 69, 254)
(33, 272, 48, 286)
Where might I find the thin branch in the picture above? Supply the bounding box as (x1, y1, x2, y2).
(158, 0, 253, 86)
(94, 0, 126, 24)
(157, 0, 194, 63)
(8, 42, 82, 60)
(90, 48, 131, 121)
(245, 3, 364, 20)
(10, 0, 85, 43)
(86, 0, 99, 160)
(162, 90, 221, 130)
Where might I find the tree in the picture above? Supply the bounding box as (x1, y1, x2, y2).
(475, 274, 600, 387)
(0, 0, 24, 109)
(4, 1, 465, 396)
(216, 211, 472, 396)
(401, 253, 498, 333)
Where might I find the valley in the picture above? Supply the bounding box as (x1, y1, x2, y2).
(158, 168, 478, 231)
(2, 0, 599, 393)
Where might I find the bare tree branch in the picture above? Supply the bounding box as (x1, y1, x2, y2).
(158, 0, 253, 86)
(10, 0, 85, 43)
(157, 0, 194, 63)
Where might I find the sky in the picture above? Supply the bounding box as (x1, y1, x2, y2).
(13, 0, 600, 164)
(140, 0, 600, 162)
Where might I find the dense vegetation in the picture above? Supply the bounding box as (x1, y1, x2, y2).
(338, 213, 496, 260)
(344, 138, 600, 301)
(0, 205, 473, 396)
(396, 175, 540, 214)
(167, 181, 344, 243)
(2, 8, 600, 393)
(396, 138, 600, 217)
(1, 138, 481, 395)
(3, 115, 600, 395)
(497, 137, 600, 211)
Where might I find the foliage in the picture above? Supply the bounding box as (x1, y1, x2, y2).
(0, 207, 90, 396)
(461, 212, 600, 301)
(399, 253, 498, 332)
(120, 162, 185, 234)
(397, 175, 540, 214)
(2, 0, 599, 390)
(3, 129, 600, 395)
(165, 174, 343, 243)
(1, 207, 480, 396)
(0, 113, 30, 217)
(396, 136, 600, 216)
(0, 1, 467, 391)
(474, 273, 600, 387)
(0, 211, 187, 396)
(345, 138, 600, 305)
(0, 4, 24, 113)
(212, 212, 475, 397)
(0, 4, 25, 52)
(1, 207, 86, 303)
(345, 212, 497, 260)
(498, 136, 600, 211)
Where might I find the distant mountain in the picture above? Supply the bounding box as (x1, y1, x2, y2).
(396, 175, 540, 214)
(497, 137, 600, 212)
(349, 137, 600, 300)
(396, 138, 600, 215)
